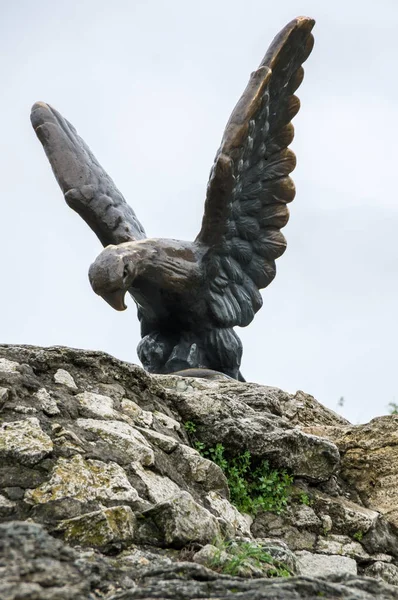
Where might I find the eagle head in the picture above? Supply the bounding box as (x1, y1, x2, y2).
(88, 243, 140, 311)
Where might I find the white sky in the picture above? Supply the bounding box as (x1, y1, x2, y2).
(1, 0, 398, 424)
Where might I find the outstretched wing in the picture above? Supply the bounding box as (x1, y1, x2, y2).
(31, 102, 146, 246)
(196, 17, 314, 328)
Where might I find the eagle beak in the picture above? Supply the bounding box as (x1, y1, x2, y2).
(102, 290, 127, 311)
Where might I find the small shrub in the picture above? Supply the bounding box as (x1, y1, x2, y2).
(353, 530, 363, 542)
(199, 443, 292, 515)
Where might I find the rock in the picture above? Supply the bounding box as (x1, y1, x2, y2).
(193, 543, 229, 566)
(290, 504, 322, 530)
(153, 410, 181, 431)
(3, 521, 397, 600)
(361, 516, 398, 559)
(251, 510, 318, 551)
(75, 391, 121, 419)
(35, 387, 60, 416)
(56, 505, 136, 549)
(0, 521, 108, 600)
(313, 491, 379, 536)
(206, 491, 252, 537)
(137, 427, 179, 453)
(158, 375, 340, 482)
(76, 418, 155, 466)
(13, 404, 37, 414)
(121, 398, 153, 427)
(0, 493, 16, 516)
(332, 416, 398, 528)
(315, 534, 370, 561)
(275, 389, 351, 428)
(0, 358, 20, 373)
(363, 561, 398, 586)
(0, 386, 9, 404)
(2, 344, 398, 598)
(143, 491, 221, 548)
(194, 539, 296, 578)
(296, 550, 357, 577)
(54, 368, 78, 389)
(173, 444, 229, 495)
(25, 454, 139, 506)
(131, 462, 181, 503)
(0, 417, 53, 466)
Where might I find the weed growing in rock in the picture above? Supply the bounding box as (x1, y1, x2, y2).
(353, 530, 363, 541)
(388, 402, 398, 415)
(298, 492, 312, 506)
(183, 423, 293, 515)
(204, 444, 292, 515)
(210, 539, 291, 578)
(184, 421, 197, 434)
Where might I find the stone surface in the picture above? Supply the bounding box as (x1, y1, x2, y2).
(143, 491, 221, 547)
(54, 368, 78, 389)
(76, 418, 155, 465)
(25, 454, 139, 506)
(121, 398, 154, 427)
(0, 493, 16, 516)
(363, 561, 398, 586)
(56, 505, 136, 549)
(0, 417, 53, 466)
(173, 444, 229, 495)
(137, 427, 179, 453)
(0, 386, 9, 403)
(1, 344, 398, 599)
(35, 387, 60, 416)
(2, 522, 398, 600)
(331, 416, 398, 528)
(297, 550, 358, 577)
(193, 543, 229, 566)
(75, 391, 120, 419)
(131, 462, 181, 503)
(158, 374, 340, 482)
(206, 491, 252, 537)
(313, 491, 379, 536)
(193, 538, 298, 578)
(0, 358, 20, 373)
(153, 410, 181, 431)
(315, 534, 369, 561)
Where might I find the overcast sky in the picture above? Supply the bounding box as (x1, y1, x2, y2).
(1, 0, 398, 424)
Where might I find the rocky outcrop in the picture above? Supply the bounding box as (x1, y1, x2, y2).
(1, 344, 398, 599)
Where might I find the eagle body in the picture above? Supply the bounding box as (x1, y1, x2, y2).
(31, 17, 315, 380)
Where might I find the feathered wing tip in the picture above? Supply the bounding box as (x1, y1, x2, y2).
(196, 17, 315, 330)
(31, 102, 146, 247)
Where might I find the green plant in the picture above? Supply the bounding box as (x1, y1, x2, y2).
(194, 440, 206, 453)
(299, 492, 312, 506)
(199, 443, 292, 515)
(388, 402, 398, 415)
(353, 530, 363, 541)
(210, 539, 291, 578)
(184, 421, 197, 434)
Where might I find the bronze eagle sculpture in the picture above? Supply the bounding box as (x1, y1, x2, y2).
(31, 16, 315, 381)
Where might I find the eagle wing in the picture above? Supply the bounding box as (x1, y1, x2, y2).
(196, 17, 314, 328)
(31, 102, 146, 246)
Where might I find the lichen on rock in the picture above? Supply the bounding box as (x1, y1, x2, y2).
(0, 417, 53, 466)
(24, 454, 140, 505)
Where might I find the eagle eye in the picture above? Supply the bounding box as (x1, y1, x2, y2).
(123, 264, 130, 279)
